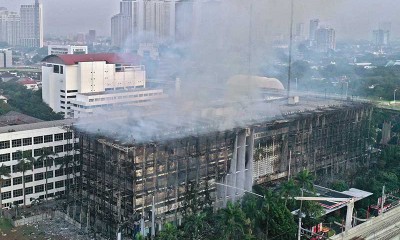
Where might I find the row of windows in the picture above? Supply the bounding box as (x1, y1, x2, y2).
(1, 167, 79, 187)
(60, 90, 78, 93)
(87, 92, 163, 103)
(1, 181, 68, 200)
(0, 133, 74, 150)
(0, 144, 76, 163)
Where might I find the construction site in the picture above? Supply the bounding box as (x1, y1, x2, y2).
(63, 92, 373, 239)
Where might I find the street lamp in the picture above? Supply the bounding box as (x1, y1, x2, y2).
(394, 89, 398, 104)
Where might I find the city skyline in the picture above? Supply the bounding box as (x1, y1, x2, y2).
(0, 0, 399, 40)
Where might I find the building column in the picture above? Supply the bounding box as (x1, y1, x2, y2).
(245, 128, 254, 192)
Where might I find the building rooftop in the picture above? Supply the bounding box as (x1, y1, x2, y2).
(0, 111, 43, 127)
(75, 93, 372, 143)
(0, 118, 75, 134)
(42, 53, 142, 66)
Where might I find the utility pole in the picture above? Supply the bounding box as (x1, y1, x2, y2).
(287, 0, 294, 98)
(380, 185, 385, 216)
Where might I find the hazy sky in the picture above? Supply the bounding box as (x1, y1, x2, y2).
(0, 0, 399, 40)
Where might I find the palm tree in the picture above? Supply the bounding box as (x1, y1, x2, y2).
(280, 179, 300, 207)
(0, 164, 11, 217)
(15, 151, 35, 207)
(37, 148, 58, 201)
(218, 201, 253, 240)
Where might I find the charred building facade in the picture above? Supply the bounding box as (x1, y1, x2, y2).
(68, 99, 373, 238)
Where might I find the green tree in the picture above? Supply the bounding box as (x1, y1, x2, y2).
(182, 212, 212, 240)
(216, 201, 254, 240)
(156, 223, 181, 240)
(280, 179, 300, 207)
(15, 151, 35, 207)
(0, 164, 11, 217)
(37, 148, 58, 201)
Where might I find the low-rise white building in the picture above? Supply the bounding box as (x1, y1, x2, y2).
(41, 53, 146, 118)
(47, 45, 88, 55)
(0, 118, 78, 207)
(70, 88, 165, 118)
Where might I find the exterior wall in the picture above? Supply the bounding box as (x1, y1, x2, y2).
(70, 88, 165, 118)
(20, 1, 43, 48)
(0, 125, 79, 207)
(69, 102, 373, 238)
(42, 61, 146, 118)
(48, 45, 88, 55)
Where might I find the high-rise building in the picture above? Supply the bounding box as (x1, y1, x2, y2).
(309, 19, 319, 40)
(373, 29, 390, 46)
(111, 0, 177, 47)
(111, 13, 132, 47)
(0, 49, 12, 68)
(20, 0, 43, 48)
(295, 23, 305, 41)
(0, 9, 20, 47)
(87, 30, 96, 44)
(315, 27, 336, 52)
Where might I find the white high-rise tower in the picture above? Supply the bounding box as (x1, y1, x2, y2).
(20, 0, 43, 48)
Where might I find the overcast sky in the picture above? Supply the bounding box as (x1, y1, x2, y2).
(0, 0, 399, 40)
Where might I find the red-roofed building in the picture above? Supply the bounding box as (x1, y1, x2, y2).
(41, 53, 146, 118)
(17, 78, 40, 91)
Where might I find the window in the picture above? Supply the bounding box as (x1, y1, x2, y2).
(13, 177, 22, 185)
(23, 138, 32, 146)
(22, 150, 32, 158)
(25, 187, 33, 195)
(1, 191, 11, 200)
(55, 145, 64, 153)
(44, 135, 53, 143)
(0, 153, 10, 162)
(12, 139, 22, 148)
(54, 133, 63, 141)
(34, 173, 44, 181)
(34, 160, 43, 169)
(46, 182, 54, 190)
(55, 168, 64, 177)
(47, 171, 53, 179)
(60, 65, 64, 74)
(55, 180, 64, 188)
(33, 136, 43, 144)
(35, 184, 44, 193)
(24, 175, 33, 183)
(44, 146, 53, 153)
(12, 152, 22, 160)
(2, 179, 11, 187)
(67, 95, 76, 99)
(64, 132, 73, 140)
(54, 157, 63, 166)
(13, 189, 23, 197)
(12, 164, 20, 173)
(34, 148, 43, 157)
(60, 100, 65, 104)
(60, 95, 65, 98)
(67, 90, 78, 93)
(0, 140, 10, 149)
(53, 65, 60, 73)
(64, 143, 73, 151)
(60, 90, 65, 93)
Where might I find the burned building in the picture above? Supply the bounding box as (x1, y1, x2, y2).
(68, 96, 373, 238)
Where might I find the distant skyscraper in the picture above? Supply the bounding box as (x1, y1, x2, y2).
(0, 9, 20, 46)
(111, 13, 132, 47)
(315, 27, 336, 52)
(0, 49, 13, 68)
(295, 22, 305, 41)
(111, 0, 178, 47)
(87, 30, 96, 43)
(373, 29, 390, 46)
(309, 19, 319, 41)
(20, 0, 43, 48)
